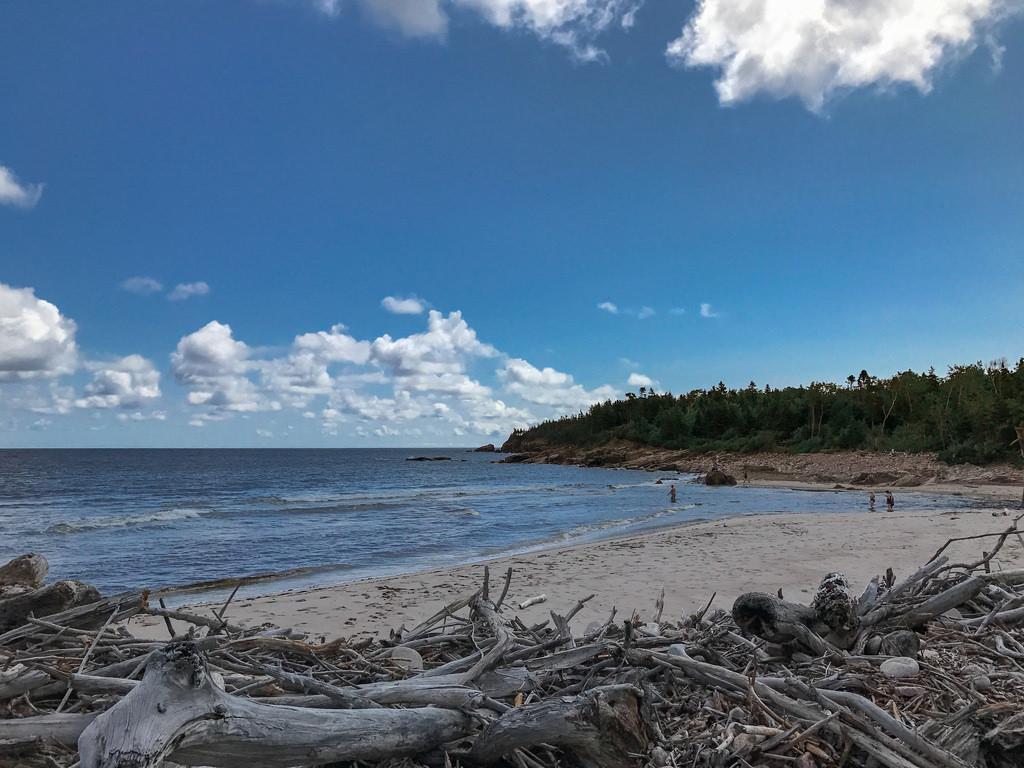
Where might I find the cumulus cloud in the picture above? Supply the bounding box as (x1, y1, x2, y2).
(381, 295, 427, 315)
(370, 310, 496, 398)
(699, 302, 719, 318)
(668, 0, 1024, 110)
(597, 301, 619, 314)
(0, 166, 44, 209)
(294, 324, 372, 364)
(171, 321, 272, 413)
(120, 276, 164, 295)
(168, 281, 210, 301)
(627, 372, 653, 388)
(167, 307, 616, 440)
(636, 306, 655, 319)
(76, 355, 161, 409)
(499, 357, 616, 409)
(0, 283, 78, 381)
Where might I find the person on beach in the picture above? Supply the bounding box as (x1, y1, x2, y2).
(869, 491, 876, 511)
(886, 491, 895, 511)
(669, 484, 677, 504)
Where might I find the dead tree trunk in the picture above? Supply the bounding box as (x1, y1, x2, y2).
(469, 684, 650, 768)
(731, 592, 830, 653)
(78, 641, 474, 768)
(0, 580, 100, 632)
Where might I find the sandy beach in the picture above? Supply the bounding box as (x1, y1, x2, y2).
(135, 494, 1024, 642)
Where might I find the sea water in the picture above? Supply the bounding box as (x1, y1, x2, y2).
(0, 449, 985, 597)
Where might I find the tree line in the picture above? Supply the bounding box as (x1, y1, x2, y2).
(510, 359, 1024, 465)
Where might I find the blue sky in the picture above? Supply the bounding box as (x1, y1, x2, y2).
(2, 0, 1023, 447)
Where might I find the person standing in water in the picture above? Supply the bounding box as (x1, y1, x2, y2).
(869, 491, 876, 511)
(886, 491, 895, 511)
(669, 484, 677, 504)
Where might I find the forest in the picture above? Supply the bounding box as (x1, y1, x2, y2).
(510, 359, 1024, 465)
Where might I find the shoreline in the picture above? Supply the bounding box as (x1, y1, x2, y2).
(133, 487, 1024, 641)
(145, 469, 1016, 608)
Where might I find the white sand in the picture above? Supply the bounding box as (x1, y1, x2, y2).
(134, 505, 1024, 641)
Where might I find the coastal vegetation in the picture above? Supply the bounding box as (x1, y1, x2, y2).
(507, 359, 1024, 465)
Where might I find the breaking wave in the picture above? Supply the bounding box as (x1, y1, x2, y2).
(45, 508, 211, 534)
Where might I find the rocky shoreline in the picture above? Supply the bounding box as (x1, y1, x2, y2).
(499, 437, 1022, 494)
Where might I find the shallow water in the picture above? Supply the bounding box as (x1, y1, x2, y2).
(0, 449, 988, 596)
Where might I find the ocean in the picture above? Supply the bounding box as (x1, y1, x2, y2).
(0, 449, 984, 599)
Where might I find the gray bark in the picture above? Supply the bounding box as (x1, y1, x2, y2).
(0, 579, 100, 633)
(78, 641, 474, 768)
(469, 684, 649, 768)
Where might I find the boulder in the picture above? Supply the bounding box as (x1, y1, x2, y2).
(880, 657, 920, 679)
(473, 444, 496, 452)
(0, 554, 48, 589)
(704, 469, 737, 486)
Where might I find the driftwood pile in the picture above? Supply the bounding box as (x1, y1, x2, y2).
(3, 518, 1024, 768)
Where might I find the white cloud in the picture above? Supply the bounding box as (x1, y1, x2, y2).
(171, 321, 271, 413)
(500, 357, 616, 409)
(700, 302, 719, 318)
(117, 410, 167, 422)
(293, 324, 372, 364)
(315, 0, 641, 58)
(370, 310, 496, 396)
(627, 372, 653, 388)
(381, 295, 427, 315)
(120, 276, 164, 295)
(166, 307, 617, 441)
(456, 0, 643, 59)
(0, 283, 78, 381)
(76, 355, 161, 409)
(168, 281, 210, 301)
(600, 302, 656, 319)
(256, 428, 274, 438)
(0, 166, 44, 209)
(668, 0, 1024, 111)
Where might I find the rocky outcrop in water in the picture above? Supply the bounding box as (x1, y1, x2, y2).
(703, 468, 737, 486)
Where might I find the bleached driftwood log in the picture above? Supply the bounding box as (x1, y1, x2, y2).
(470, 684, 650, 768)
(0, 579, 100, 632)
(77, 641, 474, 768)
